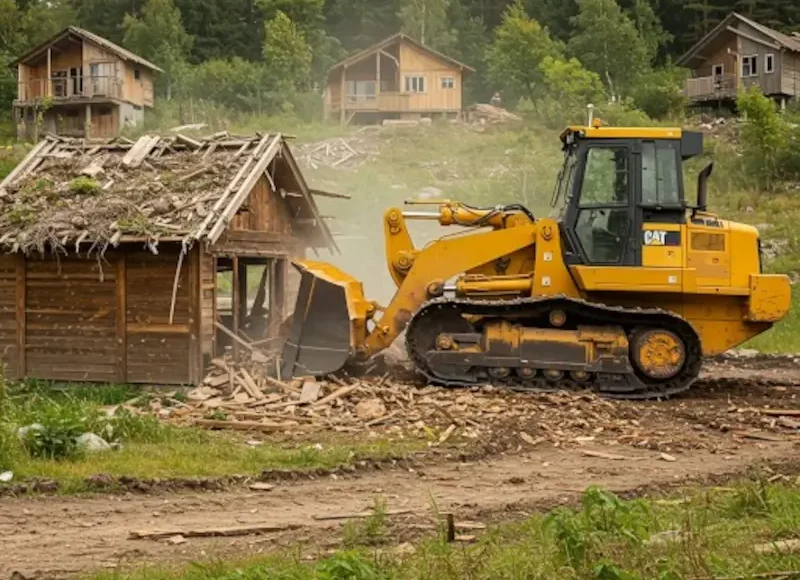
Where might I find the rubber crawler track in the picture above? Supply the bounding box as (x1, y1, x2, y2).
(405, 296, 703, 400)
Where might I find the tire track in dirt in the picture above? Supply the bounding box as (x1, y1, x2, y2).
(1, 441, 796, 578)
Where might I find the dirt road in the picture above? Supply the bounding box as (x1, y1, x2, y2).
(2, 360, 800, 578)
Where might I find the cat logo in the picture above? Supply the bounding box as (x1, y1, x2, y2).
(643, 230, 668, 246)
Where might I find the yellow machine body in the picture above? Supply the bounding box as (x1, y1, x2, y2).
(280, 125, 791, 397)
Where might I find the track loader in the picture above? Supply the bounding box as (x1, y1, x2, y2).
(280, 124, 791, 399)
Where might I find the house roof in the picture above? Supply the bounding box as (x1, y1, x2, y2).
(11, 26, 164, 73)
(677, 12, 800, 66)
(328, 33, 474, 76)
(0, 133, 338, 255)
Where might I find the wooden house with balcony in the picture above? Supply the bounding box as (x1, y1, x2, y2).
(11, 26, 161, 140)
(325, 33, 474, 125)
(677, 12, 800, 107)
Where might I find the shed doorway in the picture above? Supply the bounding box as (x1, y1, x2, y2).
(214, 256, 288, 360)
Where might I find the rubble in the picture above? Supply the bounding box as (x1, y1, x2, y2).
(297, 134, 382, 170)
(465, 104, 522, 125)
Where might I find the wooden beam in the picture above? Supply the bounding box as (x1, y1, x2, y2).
(85, 104, 92, 139)
(115, 253, 127, 383)
(16, 254, 25, 380)
(237, 259, 248, 323)
(231, 255, 240, 359)
(188, 245, 200, 385)
(310, 188, 351, 200)
(340, 65, 347, 126)
(376, 51, 381, 97)
(271, 258, 286, 338)
(46, 48, 52, 98)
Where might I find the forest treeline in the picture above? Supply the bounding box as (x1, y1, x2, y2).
(2, 0, 800, 123)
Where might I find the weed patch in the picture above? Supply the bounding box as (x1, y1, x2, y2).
(85, 479, 800, 580)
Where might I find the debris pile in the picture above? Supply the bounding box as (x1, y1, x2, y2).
(298, 134, 382, 170)
(126, 357, 800, 453)
(465, 104, 522, 125)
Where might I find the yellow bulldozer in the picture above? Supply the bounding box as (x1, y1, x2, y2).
(280, 124, 792, 399)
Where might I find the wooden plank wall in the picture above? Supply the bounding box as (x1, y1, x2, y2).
(25, 254, 118, 382)
(125, 249, 194, 384)
(230, 175, 294, 235)
(0, 247, 201, 385)
(0, 256, 17, 379)
(199, 246, 216, 361)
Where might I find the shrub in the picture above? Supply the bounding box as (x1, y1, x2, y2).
(69, 176, 101, 196)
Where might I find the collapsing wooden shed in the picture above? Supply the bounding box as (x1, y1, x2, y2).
(0, 132, 338, 384)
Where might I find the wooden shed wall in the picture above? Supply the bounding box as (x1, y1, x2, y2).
(0, 247, 200, 385)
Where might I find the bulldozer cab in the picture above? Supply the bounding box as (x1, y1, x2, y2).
(553, 127, 703, 267)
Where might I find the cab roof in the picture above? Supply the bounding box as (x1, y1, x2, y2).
(560, 126, 703, 159)
(560, 126, 683, 141)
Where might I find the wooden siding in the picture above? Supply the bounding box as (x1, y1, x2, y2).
(0, 247, 200, 385)
(398, 42, 462, 111)
(25, 254, 119, 382)
(0, 256, 18, 379)
(121, 61, 155, 107)
(199, 246, 216, 360)
(230, 175, 294, 235)
(125, 250, 193, 384)
(782, 52, 800, 95)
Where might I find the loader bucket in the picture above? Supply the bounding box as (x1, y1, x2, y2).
(279, 260, 371, 379)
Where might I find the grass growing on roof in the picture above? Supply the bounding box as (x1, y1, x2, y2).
(86, 479, 800, 580)
(0, 379, 425, 491)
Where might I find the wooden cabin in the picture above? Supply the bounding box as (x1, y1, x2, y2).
(11, 26, 161, 140)
(0, 133, 338, 385)
(325, 33, 474, 125)
(677, 12, 800, 107)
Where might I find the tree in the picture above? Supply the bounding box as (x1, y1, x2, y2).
(74, 0, 140, 44)
(122, 0, 193, 100)
(486, 0, 562, 103)
(628, 0, 672, 62)
(449, 0, 491, 103)
(525, 0, 578, 41)
(175, 0, 264, 62)
(399, 0, 457, 52)
(568, 0, 650, 99)
(324, 0, 401, 52)
(738, 86, 789, 191)
(263, 10, 312, 92)
(539, 56, 604, 105)
(259, 0, 342, 83)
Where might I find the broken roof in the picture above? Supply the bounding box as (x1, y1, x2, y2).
(0, 132, 338, 255)
(677, 12, 800, 67)
(328, 33, 475, 76)
(11, 26, 164, 73)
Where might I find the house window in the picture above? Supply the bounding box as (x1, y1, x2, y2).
(134, 68, 141, 80)
(441, 76, 455, 89)
(712, 64, 724, 77)
(765, 53, 775, 74)
(405, 75, 426, 93)
(742, 55, 758, 77)
(346, 80, 376, 102)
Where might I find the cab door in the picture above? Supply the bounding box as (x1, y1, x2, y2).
(637, 140, 685, 269)
(563, 141, 638, 266)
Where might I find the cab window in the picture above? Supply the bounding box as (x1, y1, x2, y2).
(574, 146, 630, 264)
(641, 141, 680, 205)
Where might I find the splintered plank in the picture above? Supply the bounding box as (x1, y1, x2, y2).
(129, 523, 300, 540)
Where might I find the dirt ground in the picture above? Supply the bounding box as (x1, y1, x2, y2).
(3, 357, 800, 579)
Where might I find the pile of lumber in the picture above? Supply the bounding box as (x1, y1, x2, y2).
(298, 135, 381, 170)
(135, 356, 798, 452)
(465, 104, 522, 125)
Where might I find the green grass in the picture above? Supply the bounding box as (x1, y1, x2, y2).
(0, 380, 424, 492)
(86, 479, 800, 580)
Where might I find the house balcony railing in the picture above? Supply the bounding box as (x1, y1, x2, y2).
(332, 91, 412, 111)
(16, 76, 124, 103)
(684, 73, 738, 102)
